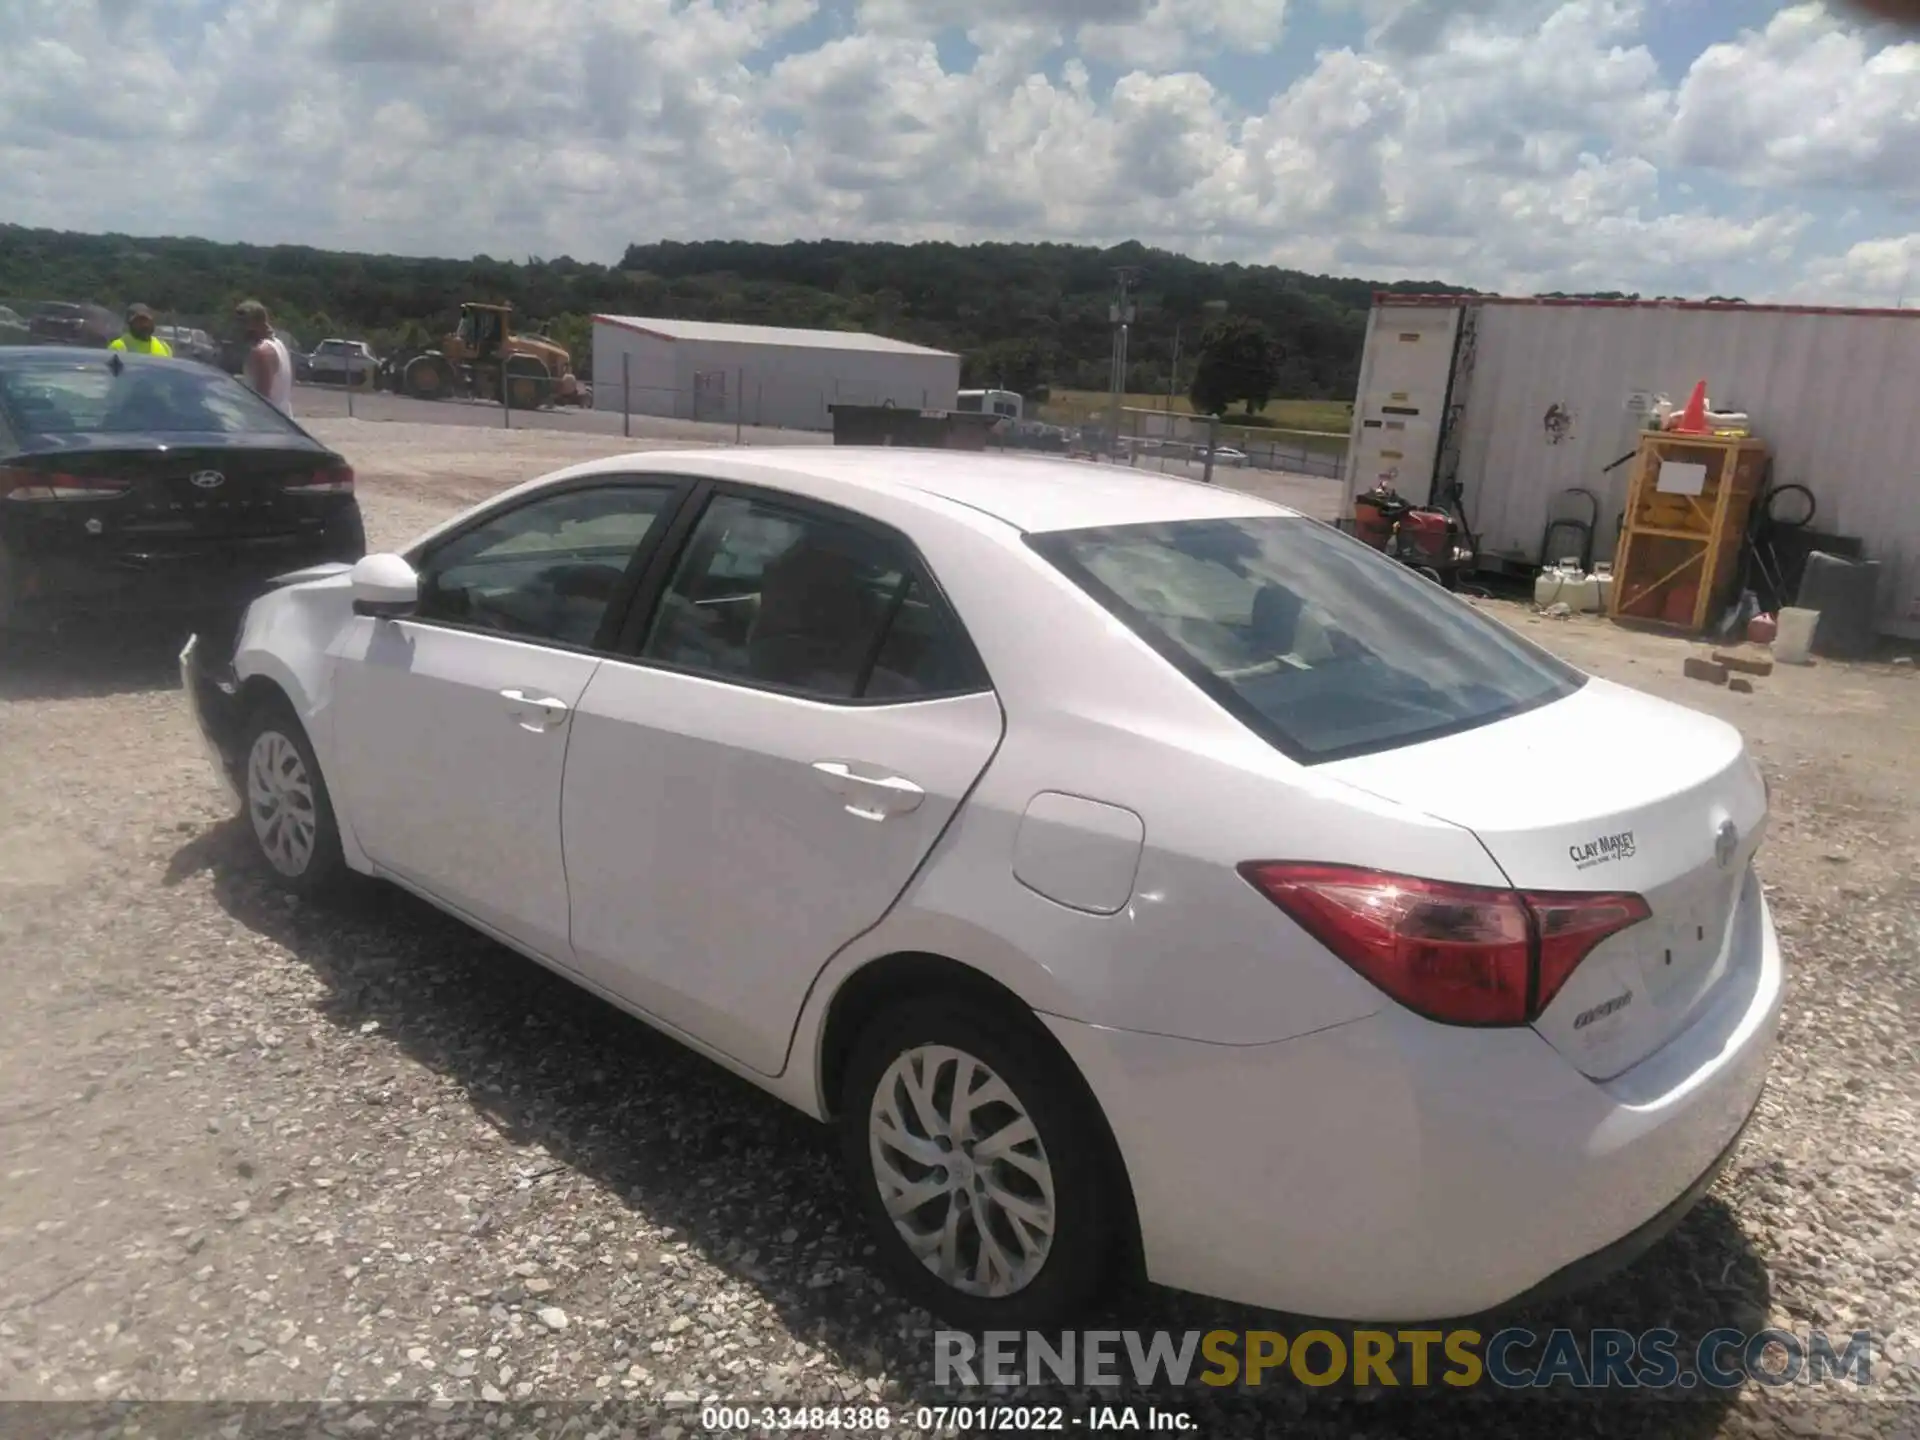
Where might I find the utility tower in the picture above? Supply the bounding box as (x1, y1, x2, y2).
(1106, 266, 1142, 457)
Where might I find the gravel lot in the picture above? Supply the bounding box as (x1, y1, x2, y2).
(2, 420, 1917, 1438)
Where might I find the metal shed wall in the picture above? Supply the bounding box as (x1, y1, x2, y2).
(1376, 298, 1920, 638)
(590, 324, 676, 416)
(590, 320, 960, 431)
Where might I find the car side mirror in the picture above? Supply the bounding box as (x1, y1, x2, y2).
(350, 553, 419, 618)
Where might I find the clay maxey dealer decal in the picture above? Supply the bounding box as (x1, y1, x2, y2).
(1569, 830, 1635, 871)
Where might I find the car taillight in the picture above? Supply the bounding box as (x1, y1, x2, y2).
(1528, 891, 1653, 1016)
(0, 466, 133, 501)
(285, 463, 354, 494)
(1238, 862, 1650, 1027)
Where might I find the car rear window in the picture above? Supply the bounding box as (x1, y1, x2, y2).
(0, 356, 303, 438)
(1030, 514, 1585, 763)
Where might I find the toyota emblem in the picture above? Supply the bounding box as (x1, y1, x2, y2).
(1714, 819, 1739, 870)
(189, 470, 224, 489)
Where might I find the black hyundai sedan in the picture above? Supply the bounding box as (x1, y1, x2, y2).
(0, 347, 365, 630)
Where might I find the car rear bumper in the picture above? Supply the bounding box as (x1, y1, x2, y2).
(1044, 871, 1782, 1322)
(181, 632, 246, 809)
(1497, 1093, 1758, 1313)
(3, 514, 363, 625)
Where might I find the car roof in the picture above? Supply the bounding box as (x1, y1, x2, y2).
(571, 447, 1293, 534)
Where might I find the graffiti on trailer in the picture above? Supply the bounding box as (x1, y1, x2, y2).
(1544, 403, 1575, 445)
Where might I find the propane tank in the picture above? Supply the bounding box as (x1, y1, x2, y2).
(1592, 561, 1615, 614)
(1535, 560, 1594, 610)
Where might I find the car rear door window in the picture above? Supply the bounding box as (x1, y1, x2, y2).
(413, 483, 676, 650)
(640, 492, 988, 702)
(1031, 514, 1584, 763)
(0, 356, 303, 437)
(861, 575, 990, 699)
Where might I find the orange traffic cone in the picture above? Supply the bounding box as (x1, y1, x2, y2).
(1674, 379, 1709, 434)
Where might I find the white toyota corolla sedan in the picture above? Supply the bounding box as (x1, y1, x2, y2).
(180, 448, 1782, 1328)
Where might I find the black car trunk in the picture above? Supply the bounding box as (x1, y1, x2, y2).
(115, 445, 335, 545)
(2, 448, 360, 635)
(0, 356, 365, 623)
(8, 439, 347, 558)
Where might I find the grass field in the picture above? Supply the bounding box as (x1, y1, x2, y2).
(1037, 390, 1354, 435)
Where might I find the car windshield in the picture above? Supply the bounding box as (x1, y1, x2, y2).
(1030, 514, 1586, 764)
(0, 356, 305, 438)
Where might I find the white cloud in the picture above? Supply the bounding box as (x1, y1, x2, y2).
(851, 0, 1290, 67)
(1670, 3, 1920, 196)
(1789, 234, 1920, 307)
(1078, 0, 1291, 67)
(0, 0, 819, 259)
(1181, 0, 1748, 290)
(0, 0, 1912, 303)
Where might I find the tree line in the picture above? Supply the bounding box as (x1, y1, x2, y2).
(0, 223, 1477, 400)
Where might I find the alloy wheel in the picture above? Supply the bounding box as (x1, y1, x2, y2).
(247, 729, 317, 878)
(868, 1044, 1057, 1297)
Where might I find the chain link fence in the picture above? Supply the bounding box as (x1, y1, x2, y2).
(0, 294, 1340, 466)
(1091, 404, 1346, 479)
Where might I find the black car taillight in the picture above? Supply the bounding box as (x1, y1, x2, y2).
(284, 463, 354, 496)
(0, 465, 133, 501)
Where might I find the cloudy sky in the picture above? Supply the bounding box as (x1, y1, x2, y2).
(3, 0, 1917, 303)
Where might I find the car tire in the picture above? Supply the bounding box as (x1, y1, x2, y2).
(840, 995, 1123, 1329)
(239, 701, 346, 897)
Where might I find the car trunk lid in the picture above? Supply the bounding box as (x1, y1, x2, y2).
(120, 443, 334, 540)
(8, 437, 340, 549)
(1318, 677, 1767, 1078)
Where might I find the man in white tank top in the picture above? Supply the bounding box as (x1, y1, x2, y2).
(234, 299, 295, 418)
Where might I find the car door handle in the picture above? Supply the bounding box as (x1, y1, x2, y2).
(811, 761, 926, 821)
(500, 688, 570, 731)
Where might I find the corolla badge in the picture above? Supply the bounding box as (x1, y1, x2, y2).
(189, 470, 224, 489)
(1574, 990, 1633, 1030)
(1715, 818, 1739, 870)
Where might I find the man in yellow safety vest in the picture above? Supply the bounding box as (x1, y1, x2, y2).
(109, 304, 172, 357)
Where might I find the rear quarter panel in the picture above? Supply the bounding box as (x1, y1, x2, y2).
(836, 698, 1510, 1047)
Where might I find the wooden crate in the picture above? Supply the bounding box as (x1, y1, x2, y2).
(1609, 432, 1768, 634)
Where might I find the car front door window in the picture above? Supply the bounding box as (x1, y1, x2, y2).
(416, 484, 675, 650)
